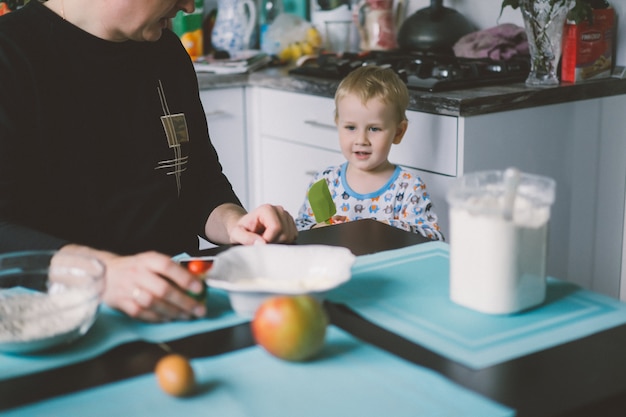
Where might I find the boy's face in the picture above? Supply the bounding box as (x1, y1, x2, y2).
(336, 93, 407, 174)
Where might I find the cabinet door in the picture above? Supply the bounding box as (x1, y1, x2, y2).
(401, 167, 456, 240)
(259, 137, 344, 217)
(392, 111, 458, 177)
(199, 88, 248, 209)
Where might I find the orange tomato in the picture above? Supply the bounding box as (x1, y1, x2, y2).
(155, 354, 196, 397)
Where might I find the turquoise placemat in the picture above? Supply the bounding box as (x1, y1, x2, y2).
(2, 326, 514, 417)
(328, 242, 626, 370)
(0, 289, 247, 381)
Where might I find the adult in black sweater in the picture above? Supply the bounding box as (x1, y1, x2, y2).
(0, 0, 297, 321)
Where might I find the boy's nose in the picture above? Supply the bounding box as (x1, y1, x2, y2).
(355, 130, 370, 145)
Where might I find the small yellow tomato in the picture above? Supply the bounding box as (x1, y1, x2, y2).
(155, 354, 196, 397)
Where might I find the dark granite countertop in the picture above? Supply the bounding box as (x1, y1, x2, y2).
(196, 66, 626, 117)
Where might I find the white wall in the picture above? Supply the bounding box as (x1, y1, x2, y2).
(402, 0, 625, 66)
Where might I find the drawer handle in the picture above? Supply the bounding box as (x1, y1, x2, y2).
(304, 120, 336, 130)
(305, 170, 318, 176)
(205, 110, 227, 118)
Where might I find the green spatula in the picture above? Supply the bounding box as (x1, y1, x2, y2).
(308, 179, 336, 224)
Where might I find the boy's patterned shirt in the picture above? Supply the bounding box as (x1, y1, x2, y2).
(295, 163, 444, 241)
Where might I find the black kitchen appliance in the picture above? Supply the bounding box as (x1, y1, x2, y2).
(396, 0, 475, 55)
(289, 50, 531, 92)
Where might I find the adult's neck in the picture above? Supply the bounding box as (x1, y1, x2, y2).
(44, 0, 121, 42)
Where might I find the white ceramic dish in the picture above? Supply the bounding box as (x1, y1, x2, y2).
(206, 244, 356, 317)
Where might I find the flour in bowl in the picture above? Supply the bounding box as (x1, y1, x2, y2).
(0, 287, 99, 343)
(228, 276, 338, 292)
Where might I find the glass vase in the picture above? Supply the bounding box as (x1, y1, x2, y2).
(519, 0, 574, 87)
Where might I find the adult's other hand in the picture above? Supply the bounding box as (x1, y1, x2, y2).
(230, 204, 298, 245)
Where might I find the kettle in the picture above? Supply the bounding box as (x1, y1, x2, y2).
(396, 0, 475, 54)
(211, 0, 257, 54)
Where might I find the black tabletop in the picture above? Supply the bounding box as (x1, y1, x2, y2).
(2, 219, 626, 416)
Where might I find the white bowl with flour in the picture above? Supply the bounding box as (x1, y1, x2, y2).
(0, 251, 105, 354)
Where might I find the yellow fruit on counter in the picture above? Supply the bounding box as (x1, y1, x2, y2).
(306, 27, 322, 48)
(300, 41, 314, 56)
(278, 38, 319, 64)
(289, 42, 304, 60)
(278, 46, 292, 62)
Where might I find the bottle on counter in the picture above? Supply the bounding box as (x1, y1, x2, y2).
(172, 0, 205, 61)
(259, 0, 284, 53)
(0, 0, 28, 13)
(561, 0, 615, 83)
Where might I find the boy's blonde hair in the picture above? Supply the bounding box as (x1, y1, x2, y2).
(334, 65, 409, 124)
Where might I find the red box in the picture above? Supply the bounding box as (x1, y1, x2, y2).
(561, 7, 615, 83)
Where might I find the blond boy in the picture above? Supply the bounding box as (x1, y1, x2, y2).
(295, 66, 443, 241)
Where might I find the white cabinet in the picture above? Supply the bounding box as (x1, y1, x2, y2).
(247, 88, 342, 216)
(199, 87, 249, 209)
(260, 137, 344, 217)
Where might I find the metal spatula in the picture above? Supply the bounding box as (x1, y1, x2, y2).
(308, 179, 336, 224)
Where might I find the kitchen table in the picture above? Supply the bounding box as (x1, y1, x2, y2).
(1, 219, 626, 416)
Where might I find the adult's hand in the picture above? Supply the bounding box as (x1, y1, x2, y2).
(230, 204, 298, 245)
(60, 245, 207, 322)
(206, 203, 297, 246)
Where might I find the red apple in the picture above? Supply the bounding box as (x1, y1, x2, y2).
(251, 295, 328, 361)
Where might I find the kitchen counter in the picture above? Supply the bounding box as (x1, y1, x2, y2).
(196, 66, 626, 117)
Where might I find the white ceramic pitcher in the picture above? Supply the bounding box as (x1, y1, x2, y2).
(211, 0, 257, 55)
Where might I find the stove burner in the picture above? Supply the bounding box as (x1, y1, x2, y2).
(289, 50, 531, 92)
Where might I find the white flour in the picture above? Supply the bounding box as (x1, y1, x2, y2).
(449, 194, 550, 314)
(228, 276, 337, 292)
(0, 286, 99, 343)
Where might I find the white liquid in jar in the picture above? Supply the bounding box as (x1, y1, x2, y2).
(449, 195, 550, 314)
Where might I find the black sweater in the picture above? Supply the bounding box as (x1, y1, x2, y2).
(0, 1, 241, 255)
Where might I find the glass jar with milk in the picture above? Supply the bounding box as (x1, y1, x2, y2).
(446, 168, 556, 315)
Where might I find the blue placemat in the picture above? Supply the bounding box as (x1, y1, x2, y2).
(2, 326, 514, 417)
(328, 241, 626, 369)
(0, 289, 247, 381)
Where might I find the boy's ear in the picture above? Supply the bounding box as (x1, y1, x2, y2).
(392, 120, 408, 144)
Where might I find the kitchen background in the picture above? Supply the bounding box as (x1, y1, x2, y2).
(193, 0, 626, 303)
(201, 0, 625, 66)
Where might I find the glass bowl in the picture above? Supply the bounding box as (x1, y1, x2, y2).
(207, 244, 355, 318)
(0, 251, 105, 354)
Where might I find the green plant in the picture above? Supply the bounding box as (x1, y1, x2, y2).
(501, 0, 594, 24)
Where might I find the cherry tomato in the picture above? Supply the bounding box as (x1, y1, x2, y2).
(187, 260, 213, 275)
(155, 354, 195, 397)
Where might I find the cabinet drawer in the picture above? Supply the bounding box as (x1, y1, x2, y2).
(258, 89, 338, 152)
(259, 88, 458, 176)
